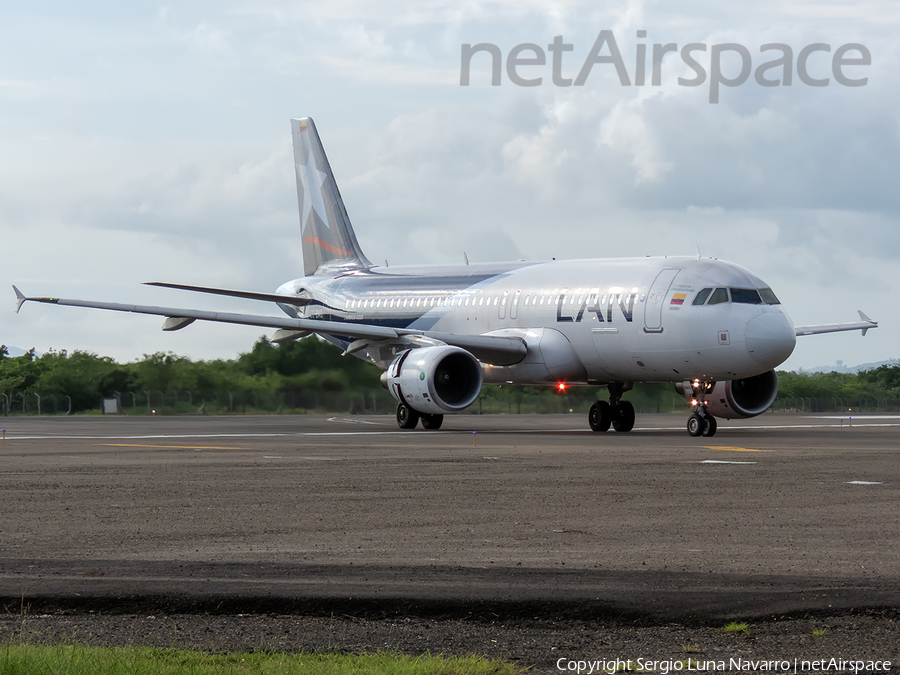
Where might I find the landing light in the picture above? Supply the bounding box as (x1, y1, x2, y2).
(557, 383, 567, 392)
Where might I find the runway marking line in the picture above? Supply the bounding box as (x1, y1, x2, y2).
(703, 445, 773, 453)
(97, 443, 247, 450)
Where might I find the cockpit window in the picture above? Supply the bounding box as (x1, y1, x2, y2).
(708, 287, 729, 305)
(693, 288, 713, 306)
(759, 288, 781, 305)
(730, 288, 763, 304)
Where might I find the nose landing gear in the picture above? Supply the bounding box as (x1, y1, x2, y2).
(685, 379, 717, 437)
(588, 382, 635, 433)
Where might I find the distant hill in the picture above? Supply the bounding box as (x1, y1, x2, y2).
(799, 358, 900, 374)
(2, 346, 31, 358)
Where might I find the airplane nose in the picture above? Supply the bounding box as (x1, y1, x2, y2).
(745, 312, 795, 367)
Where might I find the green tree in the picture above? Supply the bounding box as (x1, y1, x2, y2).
(33, 350, 118, 412)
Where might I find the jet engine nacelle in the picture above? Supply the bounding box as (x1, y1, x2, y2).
(678, 370, 779, 419)
(383, 346, 483, 415)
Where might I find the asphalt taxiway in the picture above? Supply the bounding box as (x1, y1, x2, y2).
(1, 413, 898, 621)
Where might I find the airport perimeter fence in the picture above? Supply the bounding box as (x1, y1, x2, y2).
(770, 396, 900, 414)
(4, 389, 899, 417)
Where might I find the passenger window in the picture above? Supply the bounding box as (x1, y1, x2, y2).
(730, 288, 763, 304)
(759, 288, 781, 305)
(693, 288, 712, 306)
(523, 296, 530, 306)
(708, 288, 729, 305)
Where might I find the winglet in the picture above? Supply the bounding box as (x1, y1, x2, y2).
(858, 310, 877, 336)
(13, 286, 26, 313)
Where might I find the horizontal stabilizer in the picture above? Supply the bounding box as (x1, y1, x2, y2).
(146, 282, 309, 306)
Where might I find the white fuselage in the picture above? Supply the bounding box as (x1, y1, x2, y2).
(276, 256, 797, 386)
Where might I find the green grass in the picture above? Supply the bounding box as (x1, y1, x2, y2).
(0, 643, 524, 675)
(680, 644, 703, 653)
(722, 621, 750, 635)
(810, 628, 829, 638)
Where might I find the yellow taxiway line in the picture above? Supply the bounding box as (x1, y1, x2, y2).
(703, 445, 774, 453)
(97, 443, 247, 450)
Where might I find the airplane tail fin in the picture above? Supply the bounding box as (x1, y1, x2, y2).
(291, 117, 371, 276)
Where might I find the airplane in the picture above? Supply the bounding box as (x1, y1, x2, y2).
(14, 117, 878, 437)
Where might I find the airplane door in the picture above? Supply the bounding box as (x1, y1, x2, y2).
(643, 268, 680, 333)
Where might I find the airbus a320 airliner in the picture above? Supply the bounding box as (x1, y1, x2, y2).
(15, 118, 878, 436)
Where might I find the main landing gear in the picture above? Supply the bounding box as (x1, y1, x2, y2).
(588, 382, 635, 433)
(396, 402, 443, 430)
(686, 379, 717, 437)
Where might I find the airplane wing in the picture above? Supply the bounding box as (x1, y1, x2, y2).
(13, 286, 526, 366)
(794, 310, 878, 337)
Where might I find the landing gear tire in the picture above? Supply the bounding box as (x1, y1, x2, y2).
(612, 401, 635, 433)
(396, 402, 420, 429)
(588, 401, 612, 432)
(701, 415, 717, 437)
(687, 413, 704, 437)
(420, 413, 444, 430)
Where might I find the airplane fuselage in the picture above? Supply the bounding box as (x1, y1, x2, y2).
(277, 255, 797, 386)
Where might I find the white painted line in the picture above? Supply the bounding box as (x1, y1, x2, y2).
(7, 431, 424, 440)
(637, 422, 900, 431)
(328, 417, 387, 426)
(700, 460, 756, 464)
(813, 415, 900, 420)
(8, 420, 900, 441)
(847, 481, 884, 485)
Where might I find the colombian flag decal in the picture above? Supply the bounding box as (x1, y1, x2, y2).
(670, 293, 686, 306)
(299, 120, 308, 132)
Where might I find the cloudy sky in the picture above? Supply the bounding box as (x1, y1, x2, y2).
(2, 0, 897, 370)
